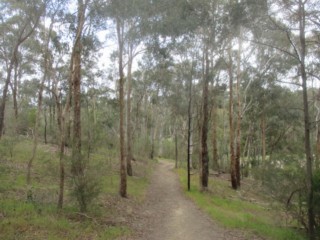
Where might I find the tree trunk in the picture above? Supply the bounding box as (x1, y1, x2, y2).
(298, 1, 315, 238)
(200, 45, 210, 191)
(53, 45, 75, 209)
(0, 12, 41, 138)
(212, 99, 219, 172)
(0, 60, 15, 137)
(26, 18, 54, 198)
(116, 17, 127, 198)
(13, 61, 19, 120)
(187, 68, 193, 191)
(175, 127, 178, 169)
(261, 114, 266, 162)
(55, 74, 71, 210)
(70, 0, 88, 212)
(228, 42, 237, 190)
(235, 33, 242, 187)
(44, 107, 47, 144)
(126, 44, 133, 176)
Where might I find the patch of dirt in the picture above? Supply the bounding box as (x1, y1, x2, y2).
(121, 160, 262, 240)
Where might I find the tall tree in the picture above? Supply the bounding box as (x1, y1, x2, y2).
(200, 42, 210, 190)
(0, 0, 43, 137)
(115, 15, 127, 198)
(297, 1, 315, 237)
(27, 3, 58, 197)
(266, 1, 319, 237)
(71, 0, 90, 212)
(228, 41, 237, 189)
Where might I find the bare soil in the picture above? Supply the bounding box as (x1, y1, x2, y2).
(124, 160, 260, 240)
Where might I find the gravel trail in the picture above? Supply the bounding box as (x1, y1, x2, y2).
(127, 160, 256, 240)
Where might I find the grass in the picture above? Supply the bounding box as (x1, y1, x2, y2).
(177, 167, 307, 240)
(0, 137, 151, 240)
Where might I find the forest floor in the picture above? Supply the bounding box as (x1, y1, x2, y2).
(124, 160, 262, 240)
(0, 139, 306, 239)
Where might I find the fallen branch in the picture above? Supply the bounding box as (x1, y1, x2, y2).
(286, 188, 302, 208)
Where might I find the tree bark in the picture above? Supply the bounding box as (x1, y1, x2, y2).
(0, 60, 15, 137)
(13, 61, 19, 120)
(235, 33, 242, 187)
(175, 127, 178, 169)
(212, 98, 219, 172)
(298, 1, 315, 238)
(116, 17, 127, 198)
(200, 45, 210, 191)
(70, 0, 88, 212)
(261, 114, 266, 162)
(54, 72, 71, 210)
(126, 43, 133, 176)
(187, 67, 193, 191)
(54, 40, 75, 209)
(228, 42, 237, 190)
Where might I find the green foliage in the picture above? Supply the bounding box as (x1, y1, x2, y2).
(0, 139, 151, 239)
(177, 168, 307, 240)
(70, 171, 101, 213)
(252, 154, 305, 200)
(161, 138, 175, 159)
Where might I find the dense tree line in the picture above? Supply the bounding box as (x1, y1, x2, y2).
(0, 0, 319, 238)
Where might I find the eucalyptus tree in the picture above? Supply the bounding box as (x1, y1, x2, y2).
(263, 1, 319, 237)
(172, 40, 200, 189)
(0, 0, 45, 138)
(107, 0, 131, 197)
(26, 0, 65, 199)
(67, 0, 94, 212)
(195, 0, 227, 190)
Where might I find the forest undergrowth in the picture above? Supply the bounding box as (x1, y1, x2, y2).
(176, 164, 308, 240)
(0, 137, 152, 240)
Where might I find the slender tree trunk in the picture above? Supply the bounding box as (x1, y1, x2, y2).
(261, 114, 266, 162)
(235, 33, 242, 187)
(13, 62, 19, 120)
(150, 117, 158, 159)
(116, 17, 127, 198)
(126, 44, 133, 176)
(228, 42, 237, 190)
(0, 60, 15, 137)
(0, 13, 41, 138)
(201, 45, 210, 191)
(26, 19, 54, 197)
(55, 78, 71, 210)
(57, 104, 66, 209)
(175, 127, 178, 169)
(298, 1, 315, 238)
(70, 0, 88, 212)
(150, 126, 155, 160)
(187, 69, 193, 191)
(44, 107, 47, 144)
(212, 99, 219, 172)
(52, 52, 73, 210)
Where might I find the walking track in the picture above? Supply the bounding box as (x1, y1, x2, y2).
(127, 160, 257, 240)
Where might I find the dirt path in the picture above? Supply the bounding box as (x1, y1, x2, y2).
(129, 160, 253, 240)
